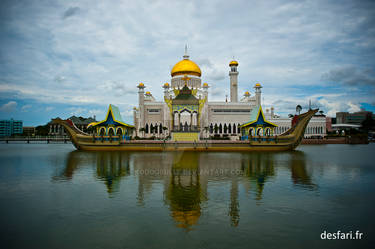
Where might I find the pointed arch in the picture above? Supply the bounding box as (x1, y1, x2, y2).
(99, 127, 106, 136)
(108, 127, 115, 136)
(116, 127, 123, 136)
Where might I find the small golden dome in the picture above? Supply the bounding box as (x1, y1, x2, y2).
(244, 91, 250, 95)
(203, 83, 208, 87)
(171, 58, 201, 77)
(145, 91, 151, 95)
(163, 82, 169, 87)
(255, 83, 262, 87)
(138, 82, 144, 87)
(229, 60, 239, 66)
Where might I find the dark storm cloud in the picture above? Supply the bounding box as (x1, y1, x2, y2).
(321, 66, 375, 86)
(63, 7, 80, 19)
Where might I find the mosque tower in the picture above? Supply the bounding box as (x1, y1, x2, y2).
(137, 82, 145, 128)
(229, 60, 239, 102)
(254, 83, 262, 106)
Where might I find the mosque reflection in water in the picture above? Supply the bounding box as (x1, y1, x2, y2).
(55, 150, 316, 230)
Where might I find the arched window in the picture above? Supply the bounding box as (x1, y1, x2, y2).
(116, 127, 123, 136)
(250, 128, 254, 136)
(145, 124, 149, 134)
(214, 124, 218, 134)
(219, 124, 223, 134)
(228, 124, 232, 134)
(99, 127, 106, 136)
(108, 127, 115, 136)
(237, 124, 241, 134)
(224, 124, 227, 134)
(159, 123, 163, 134)
(210, 124, 213, 134)
(265, 128, 271, 136)
(233, 124, 236, 134)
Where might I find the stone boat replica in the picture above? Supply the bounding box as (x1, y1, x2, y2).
(52, 107, 318, 152)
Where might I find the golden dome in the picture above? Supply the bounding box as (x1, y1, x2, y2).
(203, 82, 208, 87)
(255, 83, 262, 87)
(229, 60, 239, 66)
(138, 82, 144, 87)
(163, 82, 169, 87)
(171, 58, 201, 77)
(244, 91, 250, 95)
(145, 91, 151, 95)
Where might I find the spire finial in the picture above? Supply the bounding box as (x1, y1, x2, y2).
(183, 44, 189, 59)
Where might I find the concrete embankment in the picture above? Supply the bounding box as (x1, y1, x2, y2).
(302, 137, 368, 144)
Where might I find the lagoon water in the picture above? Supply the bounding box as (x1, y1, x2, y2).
(0, 143, 374, 249)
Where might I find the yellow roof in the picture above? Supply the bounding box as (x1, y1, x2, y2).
(171, 58, 201, 77)
(145, 91, 151, 95)
(229, 60, 239, 66)
(164, 82, 169, 86)
(244, 91, 250, 95)
(203, 82, 208, 86)
(255, 83, 262, 87)
(138, 82, 144, 87)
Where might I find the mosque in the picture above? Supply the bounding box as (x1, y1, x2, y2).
(132, 49, 326, 140)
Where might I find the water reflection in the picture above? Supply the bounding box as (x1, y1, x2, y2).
(95, 152, 130, 194)
(165, 152, 206, 230)
(56, 150, 316, 229)
(54, 151, 130, 194)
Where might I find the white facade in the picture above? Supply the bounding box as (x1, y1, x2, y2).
(133, 53, 326, 139)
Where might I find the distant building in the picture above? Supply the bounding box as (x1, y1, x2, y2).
(0, 119, 23, 137)
(48, 116, 97, 136)
(23, 126, 36, 136)
(336, 111, 375, 125)
(326, 117, 332, 132)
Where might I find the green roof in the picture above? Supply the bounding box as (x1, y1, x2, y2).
(87, 104, 134, 128)
(172, 85, 199, 105)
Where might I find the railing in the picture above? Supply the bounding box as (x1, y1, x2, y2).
(0, 136, 71, 143)
(172, 126, 200, 132)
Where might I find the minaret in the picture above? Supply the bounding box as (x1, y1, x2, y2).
(137, 83, 145, 130)
(202, 82, 209, 100)
(254, 83, 262, 106)
(229, 60, 239, 102)
(163, 82, 170, 99)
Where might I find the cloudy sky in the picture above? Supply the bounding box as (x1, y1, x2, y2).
(0, 0, 374, 126)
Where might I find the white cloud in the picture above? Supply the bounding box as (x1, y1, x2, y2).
(21, 104, 32, 112)
(1, 0, 374, 123)
(0, 101, 17, 112)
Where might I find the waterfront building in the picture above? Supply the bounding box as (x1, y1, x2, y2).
(336, 110, 375, 125)
(133, 50, 326, 140)
(49, 115, 96, 136)
(0, 119, 23, 137)
(88, 104, 134, 138)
